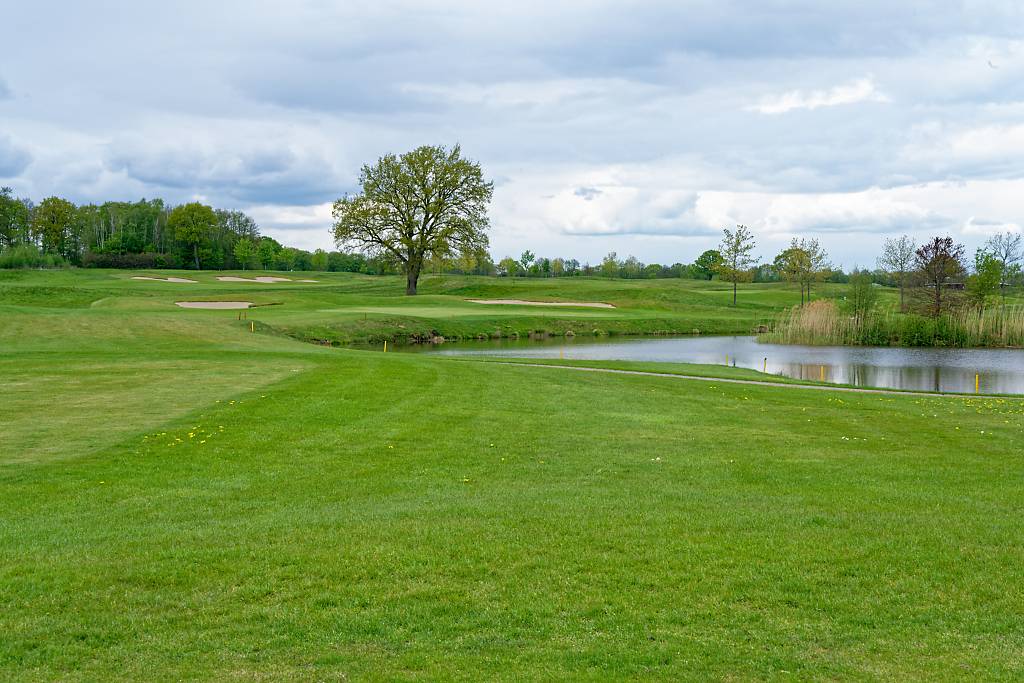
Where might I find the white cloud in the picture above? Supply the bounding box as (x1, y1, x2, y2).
(748, 77, 889, 114)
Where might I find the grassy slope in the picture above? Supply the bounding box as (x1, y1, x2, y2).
(1, 270, 1023, 680)
(1, 268, 832, 345)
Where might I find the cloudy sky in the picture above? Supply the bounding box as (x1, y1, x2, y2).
(2, 1, 1023, 267)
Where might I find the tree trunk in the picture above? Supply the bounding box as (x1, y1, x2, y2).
(193, 243, 200, 270)
(732, 279, 737, 306)
(406, 261, 421, 296)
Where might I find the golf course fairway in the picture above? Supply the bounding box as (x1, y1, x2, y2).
(2, 269, 1022, 680)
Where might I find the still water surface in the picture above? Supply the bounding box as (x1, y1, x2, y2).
(401, 335, 1024, 394)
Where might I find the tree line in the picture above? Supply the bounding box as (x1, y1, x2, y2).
(7, 141, 1022, 313)
(0, 187, 391, 273)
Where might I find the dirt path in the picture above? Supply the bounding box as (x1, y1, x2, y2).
(489, 361, 1019, 400)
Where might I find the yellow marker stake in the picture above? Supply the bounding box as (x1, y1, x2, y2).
(763, 357, 767, 373)
(384, 340, 388, 353)
(250, 321, 254, 333)
(725, 354, 729, 366)
(820, 365, 825, 381)
(976, 373, 979, 393)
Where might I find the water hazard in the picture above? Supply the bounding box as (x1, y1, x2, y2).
(400, 335, 1024, 394)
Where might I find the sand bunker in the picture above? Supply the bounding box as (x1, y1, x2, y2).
(467, 299, 616, 309)
(132, 276, 197, 283)
(215, 274, 299, 282)
(175, 301, 253, 309)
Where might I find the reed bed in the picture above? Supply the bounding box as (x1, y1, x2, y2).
(761, 299, 1024, 347)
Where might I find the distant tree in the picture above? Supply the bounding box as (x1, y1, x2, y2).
(565, 258, 580, 276)
(257, 236, 281, 269)
(913, 236, 966, 317)
(845, 270, 878, 325)
(693, 249, 722, 280)
(168, 202, 217, 269)
(752, 262, 779, 283)
(797, 238, 830, 302)
(551, 257, 565, 277)
(600, 251, 620, 278)
(537, 257, 551, 277)
(311, 248, 329, 272)
(966, 250, 1003, 310)
(275, 246, 301, 271)
(497, 256, 519, 277)
(332, 144, 493, 295)
(216, 209, 260, 240)
(715, 225, 757, 306)
(518, 250, 535, 274)
(30, 197, 79, 261)
(775, 239, 830, 305)
(984, 231, 1022, 304)
(774, 244, 810, 304)
(878, 235, 916, 311)
(621, 255, 643, 278)
(327, 251, 367, 273)
(0, 187, 32, 249)
(233, 238, 256, 270)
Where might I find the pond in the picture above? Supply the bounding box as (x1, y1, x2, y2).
(398, 335, 1024, 394)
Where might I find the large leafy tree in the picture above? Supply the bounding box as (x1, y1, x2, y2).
(332, 144, 493, 295)
(913, 236, 966, 317)
(30, 196, 79, 260)
(168, 202, 218, 269)
(715, 225, 757, 306)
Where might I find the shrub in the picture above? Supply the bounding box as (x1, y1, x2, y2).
(0, 244, 66, 269)
(81, 251, 181, 269)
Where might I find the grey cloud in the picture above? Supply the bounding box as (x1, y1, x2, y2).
(796, 214, 952, 234)
(563, 225, 721, 237)
(969, 218, 1007, 228)
(0, 135, 32, 177)
(2, 0, 1023, 266)
(104, 142, 342, 206)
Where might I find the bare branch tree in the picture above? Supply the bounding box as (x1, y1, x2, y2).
(878, 235, 916, 311)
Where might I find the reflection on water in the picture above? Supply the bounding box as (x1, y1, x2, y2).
(400, 335, 1024, 394)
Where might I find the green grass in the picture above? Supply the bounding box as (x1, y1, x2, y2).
(1, 268, 828, 346)
(2, 269, 1023, 680)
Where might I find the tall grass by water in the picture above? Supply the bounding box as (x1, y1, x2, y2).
(762, 299, 1024, 347)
